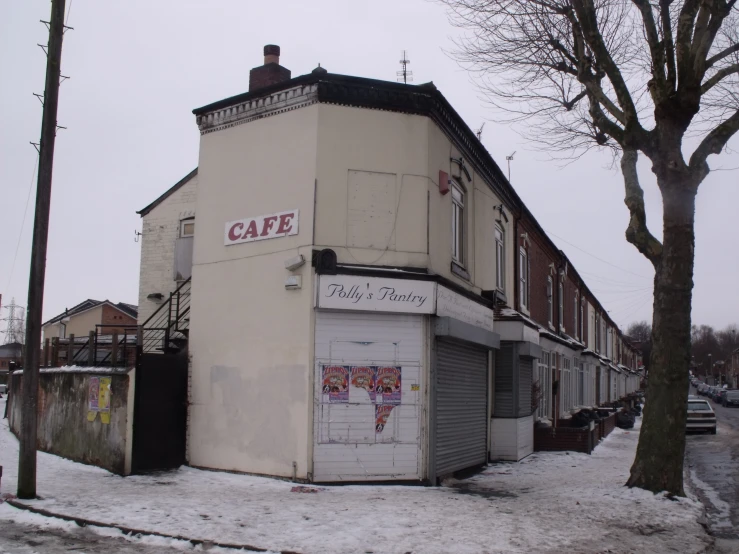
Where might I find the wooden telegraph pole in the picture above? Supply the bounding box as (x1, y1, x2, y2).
(18, 0, 67, 499)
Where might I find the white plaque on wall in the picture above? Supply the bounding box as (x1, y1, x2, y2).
(436, 285, 495, 332)
(317, 275, 436, 314)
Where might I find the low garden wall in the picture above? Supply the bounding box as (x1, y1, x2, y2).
(8, 367, 135, 475)
(534, 419, 602, 454)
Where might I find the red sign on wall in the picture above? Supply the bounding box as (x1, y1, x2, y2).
(224, 209, 299, 246)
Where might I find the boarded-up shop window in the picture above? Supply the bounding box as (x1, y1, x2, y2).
(347, 170, 397, 250)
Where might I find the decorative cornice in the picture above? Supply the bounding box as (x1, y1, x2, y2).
(196, 83, 319, 135)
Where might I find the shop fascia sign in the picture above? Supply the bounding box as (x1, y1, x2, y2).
(224, 209, 299, 246)
(317, 275, 494, 329)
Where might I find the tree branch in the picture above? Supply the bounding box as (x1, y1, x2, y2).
(632, 0, 667, 95)
(569, 0, 640, 125)
(701, 63, 739, 94)
(659, 0, 677, 90)
(706, 42, 739, 68)
(621, 149, 663, 267)
(689, 108, 739, 173)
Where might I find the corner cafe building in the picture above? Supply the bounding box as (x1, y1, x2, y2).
(188, 209, 500, 485)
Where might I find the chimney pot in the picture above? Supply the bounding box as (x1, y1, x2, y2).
(249, 44, 291, 92)
(264, 44, 280, 65)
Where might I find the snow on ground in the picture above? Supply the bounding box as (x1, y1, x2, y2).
(0, 398, 710, 554)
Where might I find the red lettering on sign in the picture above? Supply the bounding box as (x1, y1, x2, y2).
(243, 220, 259, 239)
(261, 216, 278, 236)
(277, 213, 294, 234)
(227, 222, 244, 242)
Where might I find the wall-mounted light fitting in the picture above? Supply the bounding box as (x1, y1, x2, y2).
(284, 254, 306, 271)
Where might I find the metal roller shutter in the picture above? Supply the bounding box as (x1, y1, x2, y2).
(435, 339, 488, 477)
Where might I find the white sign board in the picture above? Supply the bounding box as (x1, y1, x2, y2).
(436, 285, 495, 332)
(317, 275, 436, 314)
(225, 209, 299, 246)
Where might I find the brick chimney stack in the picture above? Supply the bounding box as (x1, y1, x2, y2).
(249, 45, 291, 92)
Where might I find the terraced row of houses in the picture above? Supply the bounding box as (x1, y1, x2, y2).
(133, 45, 643, 482)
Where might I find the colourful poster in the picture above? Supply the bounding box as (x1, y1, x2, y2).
(99, 377, 111, 413)
(88, 376, 100, 411)
(349, 366, 376, 401)
(375, 404, 395, 435)
(322, 365, 349, 403)
(375, 366, 402, 404)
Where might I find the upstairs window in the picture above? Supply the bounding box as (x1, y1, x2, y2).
(495, 225, 505, 291)
(180, 218, 195, 237)
(519, 247, 529, 311)
(547, 277, 553, 326)
(574, 292, 579, 339)
(175, 217, 195, 281)
(451, 183, 464, 264)
(558, 281, 564, 331)
(580, 298, 585, 342)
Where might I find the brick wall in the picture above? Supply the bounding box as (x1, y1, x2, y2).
(520, 218, 560, 330)
(101, 304, 137, 336)
(137, 173, 198, 325)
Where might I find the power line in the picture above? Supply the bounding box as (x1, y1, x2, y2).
(6, 157, 39, 292)
(543, 227, 652, 280)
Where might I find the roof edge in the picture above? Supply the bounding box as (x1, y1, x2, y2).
(137, 168, 198, 217)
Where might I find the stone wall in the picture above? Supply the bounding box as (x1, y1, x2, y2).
(8, 368, 135, 475)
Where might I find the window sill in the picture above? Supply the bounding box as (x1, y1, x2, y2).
(519, 306, 530, 316)
(450, 261, 471, 282)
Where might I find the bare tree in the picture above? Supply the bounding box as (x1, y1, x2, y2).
(626, 320, 652, 371)
(439, 0, 739, 495)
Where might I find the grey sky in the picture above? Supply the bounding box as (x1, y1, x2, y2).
(1, 0, 737, 341)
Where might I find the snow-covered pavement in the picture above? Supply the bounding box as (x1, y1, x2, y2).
(0, 398, 711, 554)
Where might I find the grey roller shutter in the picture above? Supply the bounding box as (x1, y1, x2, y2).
(494, 344, 515, 417)
(435, 339, 488, 477)
(518, 358, 533, 417)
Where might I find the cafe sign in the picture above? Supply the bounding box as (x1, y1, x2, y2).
(317, 275, 436, 314)
(225, 209, 299, 246)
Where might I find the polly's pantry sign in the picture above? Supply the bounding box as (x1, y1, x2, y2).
(317, 275, 436, 314)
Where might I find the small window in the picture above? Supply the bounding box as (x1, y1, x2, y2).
(580, 298, 585, 341)
(558, 281, 564, 331)
(495, 225, 505, 291)
(519, 247, 529, 311)
(574, 292, 579, 339)
(547, 277, 553, 326)
(451, 183, 464, 264)
(181, 219, 195, 238)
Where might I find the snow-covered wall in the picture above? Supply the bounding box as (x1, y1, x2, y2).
(8, 368, 135, 475)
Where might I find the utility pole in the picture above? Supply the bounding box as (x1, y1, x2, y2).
(18, 0, 67, 500)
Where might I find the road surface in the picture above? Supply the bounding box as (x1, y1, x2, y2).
(686, 387, 739, 553)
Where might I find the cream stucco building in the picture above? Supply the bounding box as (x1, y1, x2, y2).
(135, 45, 641, 482)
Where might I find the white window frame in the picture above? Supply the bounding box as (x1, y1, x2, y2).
(558, 280, 564, 331)
(519, 247, 529, 312)
(574, 292, 579, 339)
(180, 218, 195, 238)
(451, 183, 464, 265)
(561, 355, 572, 415)
(537, 351, 552, 419)
(547, 276, 553, 327)
(580, 298, 585, 343)
(495, 224, 505, 291)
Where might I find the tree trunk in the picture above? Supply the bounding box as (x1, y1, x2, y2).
(627, 183, 696, 496)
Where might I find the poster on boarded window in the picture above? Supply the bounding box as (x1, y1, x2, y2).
(322, 365, 349, 403)
(349, 366, 376, 402)
(375, 404, 396, 436)
(375, 366, 401, 404)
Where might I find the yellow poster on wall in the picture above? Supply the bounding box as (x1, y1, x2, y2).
(87, 376, 112, 425)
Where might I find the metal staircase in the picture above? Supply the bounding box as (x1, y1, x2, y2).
(139, 278, 191, 354)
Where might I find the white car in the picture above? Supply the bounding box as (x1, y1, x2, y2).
(686, 399, 717, 434)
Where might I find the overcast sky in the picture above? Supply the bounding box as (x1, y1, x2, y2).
(1, 0, 737, 342)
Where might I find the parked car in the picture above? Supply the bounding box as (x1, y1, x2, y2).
(686, 399, 717, 434)
(697, 384, 708, 396)
(723, 390, 739, 407)
(716, 389, 728, 405)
